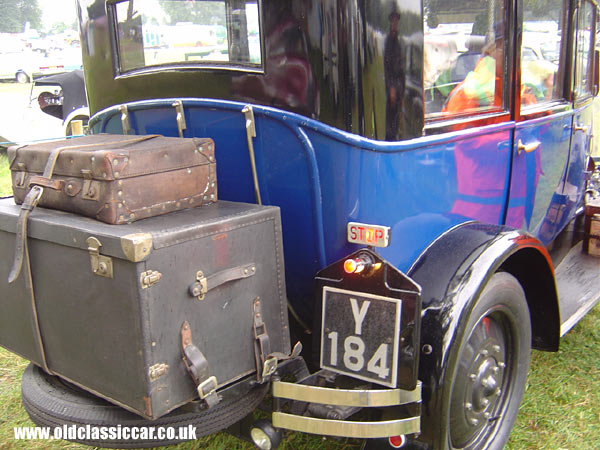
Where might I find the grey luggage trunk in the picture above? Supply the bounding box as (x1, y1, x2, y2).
(0, 198, 290, 419)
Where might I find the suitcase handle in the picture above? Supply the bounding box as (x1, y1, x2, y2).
(189, 263, 256, 300)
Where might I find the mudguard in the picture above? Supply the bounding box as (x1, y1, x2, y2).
(406, 221, 559, 446)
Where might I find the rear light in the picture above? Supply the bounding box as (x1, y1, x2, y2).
(343, 253, 374, 274)
(389, 435, 406, 448)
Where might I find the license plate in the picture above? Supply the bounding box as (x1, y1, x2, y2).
(320, 286, 402, 387)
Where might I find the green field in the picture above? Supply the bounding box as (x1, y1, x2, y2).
(0, 95, 599, 449)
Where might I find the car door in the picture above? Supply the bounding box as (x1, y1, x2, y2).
(562, 0, 597, 230)
(506, 0, 592, 245)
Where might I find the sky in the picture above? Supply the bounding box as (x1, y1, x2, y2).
(42, 0, 78, 28)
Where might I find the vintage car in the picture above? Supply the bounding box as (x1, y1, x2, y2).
(33, 70, 90, 135)
(1, 0, 599, 449)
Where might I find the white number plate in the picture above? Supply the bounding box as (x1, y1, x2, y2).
(320, 286, 402, 387)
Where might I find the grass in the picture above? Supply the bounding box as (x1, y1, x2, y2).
(1, 309, 599, 449)
(0, 153, 11, 195)
(0, 91, 598, 449)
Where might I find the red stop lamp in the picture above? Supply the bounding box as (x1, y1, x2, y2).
(388, 434, 406, 448)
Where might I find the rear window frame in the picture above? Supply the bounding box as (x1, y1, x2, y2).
(107, 0, 265, 78)
(422, 0, 513, 134)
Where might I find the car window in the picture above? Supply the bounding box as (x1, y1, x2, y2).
(112, 0, 261, 74)
(520, 0, 565, 106)
(574, 0, 596, 99)
(424, 0, 507, 123)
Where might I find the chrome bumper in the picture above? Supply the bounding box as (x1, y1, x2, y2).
(271, 379, 421, 438)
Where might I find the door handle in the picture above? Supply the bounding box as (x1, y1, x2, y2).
(574, 124, 588, 133)
(517, 139, 540, 155)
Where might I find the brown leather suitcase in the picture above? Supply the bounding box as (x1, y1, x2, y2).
(8, 134, 217, 225)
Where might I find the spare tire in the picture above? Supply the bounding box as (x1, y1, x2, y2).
(21, 364, 267, 448)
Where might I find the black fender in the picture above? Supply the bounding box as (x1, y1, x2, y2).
(406, 221, 559, 447)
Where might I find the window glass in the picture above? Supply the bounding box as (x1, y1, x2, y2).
(424, 0, 506, 119)
(574, 0, 595, 98)
(114, 0, 261, 73)
(520, 0, 564, 106)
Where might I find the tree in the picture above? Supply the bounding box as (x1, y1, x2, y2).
(0, 0, 42, 33)
(49, 22, 70, 35)
(161, 1, 225, 26)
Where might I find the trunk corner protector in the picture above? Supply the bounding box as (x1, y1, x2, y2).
(121, 233, 153, 262)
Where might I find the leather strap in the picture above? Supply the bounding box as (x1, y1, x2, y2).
(252, 298, 303, 383)
(180, 321, 220, 407)
(253, 297, 275, 383)
(7, 185, 52, 373)
(8, 186, 44, 283)
(28, 176, 65, 191)
(188, 263, 256, 299)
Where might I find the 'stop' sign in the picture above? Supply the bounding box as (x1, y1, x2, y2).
(347, 222, 391, 248)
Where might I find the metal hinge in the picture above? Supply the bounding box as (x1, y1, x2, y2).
(172, 100, 187, 138)
(148, 363, 169, 381)
(119, 104, 132, 135)
(241, 105, 262, 205)
(140, 270, 162, 288)
(86, 237, 113, 278)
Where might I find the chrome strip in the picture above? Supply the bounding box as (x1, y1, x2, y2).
(272, 381, 421, 407)
(272, 413, 420, 438)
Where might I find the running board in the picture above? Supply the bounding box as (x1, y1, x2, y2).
(556, 242, 600, 336)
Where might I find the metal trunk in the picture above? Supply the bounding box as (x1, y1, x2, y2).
(0, 199, 290, 419)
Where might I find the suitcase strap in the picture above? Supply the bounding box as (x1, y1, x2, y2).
(253, 297, 303, 384)
(7, 186, 53, 374)
(180, 321, 220, 408)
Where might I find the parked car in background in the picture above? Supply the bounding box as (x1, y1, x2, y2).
(0, 51, 37, 83)
(33, 69, 89, 135)
(0, 47, 83, 84)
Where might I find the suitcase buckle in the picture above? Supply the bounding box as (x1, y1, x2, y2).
(197, 376, 218, 400)
(262, 357, 278, 383)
